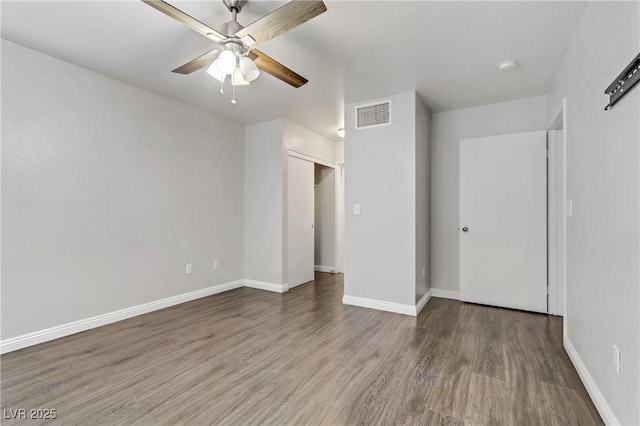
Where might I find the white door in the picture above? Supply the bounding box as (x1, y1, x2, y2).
(287, 156, 315, 288)
(460, 131, 547, 313)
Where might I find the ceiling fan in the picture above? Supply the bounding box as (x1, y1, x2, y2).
(142, 0, 326, 103)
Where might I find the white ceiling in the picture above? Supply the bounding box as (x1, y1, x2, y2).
(1, 1, 585, 140)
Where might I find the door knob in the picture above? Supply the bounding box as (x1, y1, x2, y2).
(461, 227, 469, 232)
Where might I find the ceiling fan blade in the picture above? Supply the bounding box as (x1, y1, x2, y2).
(248, 49, 308, 88)
(172, 49, 220, 74)
(141, 0, 226, 42)
(236, 0, 326, 47)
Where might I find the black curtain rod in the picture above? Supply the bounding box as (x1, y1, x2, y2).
(604, 53, 640, 111)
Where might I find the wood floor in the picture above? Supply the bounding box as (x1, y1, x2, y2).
(1, 273, 602, 425)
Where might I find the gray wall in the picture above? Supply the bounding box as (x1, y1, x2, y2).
(548, 2, 639, 423)
(314, 165, 336, 269)
(244, 119, 337, 285)
(430, 95, 548, 293)
(415, 95, 431, 302)
(284, 120, 336, 164)
(244, 120, 287, 285)
(345, 91, 420, 306)
(1, 40, 245, 339)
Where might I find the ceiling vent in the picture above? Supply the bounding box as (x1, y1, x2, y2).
(355, 100, 391, 129)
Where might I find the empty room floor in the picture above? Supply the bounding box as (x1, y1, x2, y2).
(1, 273, 601, 425)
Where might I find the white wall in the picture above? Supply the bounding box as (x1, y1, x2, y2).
(335, 140, 344, 164)
(430, 95, 548, 293)
(548, 2, 639, 424)
(244, 120, 287, 285)
(283, 120, 335, 164)
(415, 95, 431, 302)
(314, 165, 335, 269)
(1, 40, 245, 339)
(245, 119, 338, 285)
(344, 91, 418, 306)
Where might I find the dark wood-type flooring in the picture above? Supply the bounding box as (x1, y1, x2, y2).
(1, 273, 602, 425)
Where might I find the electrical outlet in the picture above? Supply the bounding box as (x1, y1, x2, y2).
(213, 259, 219, 270)
(422, 266, 426, 278)
(613, 345, 621, 374)
(185, 264, 192, 274)
(353, 204, 361, 215)
(567, 199, 573, 217)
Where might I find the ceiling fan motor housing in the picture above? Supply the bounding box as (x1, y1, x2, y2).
(221, 38, 245, 56)
(219, 0, 248, 53)
(220, 20, 244, 37)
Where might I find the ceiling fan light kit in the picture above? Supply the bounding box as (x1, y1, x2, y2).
(142, 0, 327, 104)
(214, 50, 237, 75)
(233, 68, 250, 86)
(239, 57, 260, 82)
(206, 60, 224, 82)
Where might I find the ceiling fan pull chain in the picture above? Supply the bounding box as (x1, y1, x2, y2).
(220, 75, 225, 94)
(231, 78, 237, 104)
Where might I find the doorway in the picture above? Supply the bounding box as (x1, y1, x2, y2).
(287, 152, 340, 289)
(314, 164, 337, 273)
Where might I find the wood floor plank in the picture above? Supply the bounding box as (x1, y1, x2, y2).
(540, 381, 603, 426)
(503, 342, 549, 425)
(290, 400, 340, 426)
(463, 373, 509, 425)
(1, 273, 602, 425)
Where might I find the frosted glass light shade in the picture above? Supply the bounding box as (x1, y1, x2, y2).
(239, 56, 260, 82)
(232, 68, 250, 86)
(206, 60, 225, 82)
(215, 50, 236, 75)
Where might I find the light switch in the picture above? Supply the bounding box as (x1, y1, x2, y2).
(353, 204, 361, 215)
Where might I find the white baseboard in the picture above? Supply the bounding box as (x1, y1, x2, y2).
(416, 290, 432, 315)
(314, 265, 337, 273)
(244, 279, 289, 293)
(431, 288, 460, 300)
(564, 335, 619, 425)
(343, 295, 425, 316)
(0, 280, 245, 354)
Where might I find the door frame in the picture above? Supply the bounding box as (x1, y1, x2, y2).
(547, 98, 567, 319)
(287, 150, 341, 276)
(335, 162, 345, 273)
(288, 150, 335, 169)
